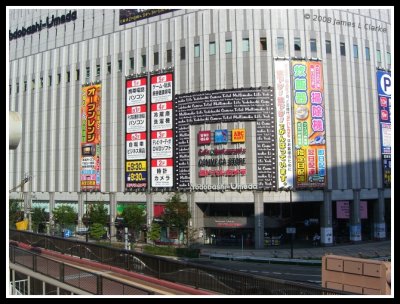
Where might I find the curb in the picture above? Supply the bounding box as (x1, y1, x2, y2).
(200, 254, 322, 266)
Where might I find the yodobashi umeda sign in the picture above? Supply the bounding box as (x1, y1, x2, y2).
(9, 11, 77, 41)
(190, 184, 258, 192)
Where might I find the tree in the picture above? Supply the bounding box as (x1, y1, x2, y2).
(31, 207, 47, 233)
(161, 193, 191, 246)
(9, 199, 23, 228)
(90, 223, 106, 241)
(88, 203, 108, 227)
(148, 222, 161, 243)
(121, 204, 146, 242)
(52, 205, 76, 231)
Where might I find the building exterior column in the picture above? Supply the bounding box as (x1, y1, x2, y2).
(350, 189, 361, 242)
(109, 192, 117, 241)
(254, 191, 264, 249)
(48, 192, 55, 235)
(320, 189, 333, 246)
(146, 192, 153, 244)
(77, 192, 83, 226)
(373, 188, 386, 240)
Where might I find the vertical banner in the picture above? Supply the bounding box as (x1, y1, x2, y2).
(274, 60, 293, 188)
(81, 84, 101, 191)
(125, 77, 148, 190)
(292, 60, 327, 189)
(150, 72, 174, 189)
(376, 70, 391, 187)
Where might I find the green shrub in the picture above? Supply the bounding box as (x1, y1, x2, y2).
(143, 245, 200, 258)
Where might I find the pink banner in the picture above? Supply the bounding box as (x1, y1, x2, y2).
(336, 201, 368, 219)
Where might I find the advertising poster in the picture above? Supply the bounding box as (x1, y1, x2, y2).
(81, 84, 101, 191)
(320, 227, 333, 245)
(125, 76, 148, 190)
(376, 70, 391, 187)
(174, 87, 276, 191)
(336, 201, 368, 219)
(126, 77, 146, 106)
(151, 159, 173, 187)
(198, 130, 211, 145)
(151, 130, 173, 159)
(292, 60, 326, 189)
(214, 129, 228, 144)
(350, 224, 361, 242)
(274, 60, 294, 188)
(126, 105, 146, 133)
(119, 9, 176, 25)
(151, 101, 173, 130)
(231, 129, 246, 143)
(151, 72, 174, 190)
(125, 160, 147, 188)
(126, 132, 146, 160)
(151, 73, 173, 103)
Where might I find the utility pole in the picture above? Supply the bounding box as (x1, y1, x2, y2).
(289, 188, 293, 259)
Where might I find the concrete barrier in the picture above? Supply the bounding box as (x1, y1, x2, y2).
(321, 254, 391, 295)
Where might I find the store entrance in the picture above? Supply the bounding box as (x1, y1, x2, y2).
(204, 228, 254, 247)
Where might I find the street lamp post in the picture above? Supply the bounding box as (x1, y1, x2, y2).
(289, 188, 293, 259)
(85, 175, 90, 242)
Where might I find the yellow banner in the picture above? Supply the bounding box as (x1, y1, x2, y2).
(231, 128, 246, 143)
(126, 160, 147, 172)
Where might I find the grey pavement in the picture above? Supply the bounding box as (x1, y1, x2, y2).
(197, 240, 391, 265)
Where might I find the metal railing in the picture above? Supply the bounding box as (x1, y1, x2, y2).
(9, 230, 353, 295)
(9, 245, 154, 295)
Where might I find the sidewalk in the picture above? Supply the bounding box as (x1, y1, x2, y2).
(197, 240, 391, 265)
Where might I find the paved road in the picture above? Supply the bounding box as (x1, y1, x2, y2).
(189, 258, 322, 285)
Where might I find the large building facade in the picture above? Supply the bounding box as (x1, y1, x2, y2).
(8, 8, 392, 248)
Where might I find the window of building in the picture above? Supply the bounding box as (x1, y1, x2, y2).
(325, 40, 332, 54)
(96, 65, 100, 77)
(57, 73, 61, 84)
(129, 57, 134, 70)
(277, 37, 284, 51)
(24, 81, 27, 91)
(76, 69, 80, 81)
(141, 54, 146, 67)
(40, 77, 43, 88)
(32, 79, 35, 90)
(260, 37, 267, 51)
(118, 60, 122, 71)
(294, 37, 301, 51)
(353, 44, 358, 59)
(9, 85, 11, 95)
(242, 38, 249, 52)
(377, 50, 381, 63)
(154, 52, 159, 65)
(180, 46, 186, 60)
(107, 62, 111, 74)
(167, 49, 172, 63)
(16, 83, 19, 94)
(67, 71, 70, 82)
(387, 52, 391, 65)
(340, 42, 346, 56)
(86, 67, 90, 79)
(310, 39, 317, 52)
(225, 39, 232, 54)
(209, 42, 216, 55)
(194, 44, 200, 57)
(365, 47, 370, 61)
(49, 75, 52, 86)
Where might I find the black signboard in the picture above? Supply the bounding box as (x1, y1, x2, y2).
(119, 9, 177, 25)
(175, 87, 276, 191)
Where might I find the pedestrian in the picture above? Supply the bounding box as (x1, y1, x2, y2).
(313, 233, 320, 246)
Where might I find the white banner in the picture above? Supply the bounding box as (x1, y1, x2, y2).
(274, 60, 293, 188)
